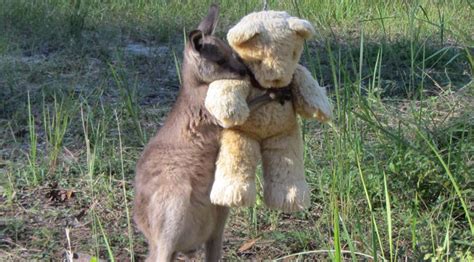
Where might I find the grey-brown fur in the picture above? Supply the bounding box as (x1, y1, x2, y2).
(133, 5, 247, 262)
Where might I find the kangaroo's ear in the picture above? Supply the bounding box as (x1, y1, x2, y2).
(189, 30, 204, 52)
(197, 4, 219, 35)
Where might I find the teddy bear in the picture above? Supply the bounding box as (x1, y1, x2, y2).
(204, 10, 332, 212)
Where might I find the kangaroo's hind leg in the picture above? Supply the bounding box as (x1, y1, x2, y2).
(145, 190, 187, 262)
(146, 239, 176, 262)
(205, 205, 230, 262)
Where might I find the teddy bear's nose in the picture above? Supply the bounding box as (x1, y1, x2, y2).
(270, 79, 282, 86)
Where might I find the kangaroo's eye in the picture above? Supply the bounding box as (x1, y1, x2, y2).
(216, 58, 226, 65)
(232, 53, 240, 60)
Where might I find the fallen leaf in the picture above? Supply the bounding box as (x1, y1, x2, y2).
(66, 190, 74, 199)
(238, 237, 260, 253)
(45, 184, 75, 203)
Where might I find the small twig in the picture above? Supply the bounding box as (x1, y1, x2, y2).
(64, 228, 74, 262)
(1, 238, 41, 252)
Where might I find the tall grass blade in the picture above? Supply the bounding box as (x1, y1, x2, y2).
(332, 190, 342, 262)
(355, 140, 385, 260)
(384, 172, 393, 262)
(339, 215, 357, 262)
(27, 91, 38, 184)
(114, 110, 135, 262)
(109, 64, 146, 145)
(415, 128, 474, 235)
(95, 213, 115, 262)
(172, 48, 182, 85)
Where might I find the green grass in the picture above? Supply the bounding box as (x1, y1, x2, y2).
(1, 0, 473, 261)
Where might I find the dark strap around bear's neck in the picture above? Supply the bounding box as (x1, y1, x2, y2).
(246, 65, 293, 112)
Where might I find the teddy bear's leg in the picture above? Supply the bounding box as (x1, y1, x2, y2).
(261, 125, 310, 212)
(210, 129, 260, 207)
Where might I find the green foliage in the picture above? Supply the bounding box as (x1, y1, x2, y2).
(0, 0, 472, 261)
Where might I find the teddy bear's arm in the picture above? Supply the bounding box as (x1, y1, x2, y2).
(292, 64, 333, 122)
(205, 79, 251, 128)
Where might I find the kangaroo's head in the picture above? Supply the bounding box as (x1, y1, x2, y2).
(183, 4, 247, 85)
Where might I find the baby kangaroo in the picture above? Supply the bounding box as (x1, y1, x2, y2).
(133, 5, 247, 262)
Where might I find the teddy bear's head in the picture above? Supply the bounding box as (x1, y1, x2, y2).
(227, 11, 315, 88)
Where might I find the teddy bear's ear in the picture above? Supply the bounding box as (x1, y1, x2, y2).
(288, 18, 315, 39)
(227, 23, 262, 48)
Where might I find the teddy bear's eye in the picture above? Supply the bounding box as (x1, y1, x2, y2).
(292, 50, 298, 60)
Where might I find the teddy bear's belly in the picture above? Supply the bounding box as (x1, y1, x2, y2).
(233, 100, 297, 140)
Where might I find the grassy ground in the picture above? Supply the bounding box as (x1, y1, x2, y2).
(1, 0, 473, 261)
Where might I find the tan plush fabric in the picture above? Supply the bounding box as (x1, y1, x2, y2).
(205, 10, 332, 212)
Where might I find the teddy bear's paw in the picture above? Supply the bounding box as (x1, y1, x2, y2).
(314, 109, 331, 123)
(210, 178, 256, 207)
(217, 108, 250, 128)
(205, 80, 251, 128)
(292, 65, 333, 122)
(264, 181, 311, 212)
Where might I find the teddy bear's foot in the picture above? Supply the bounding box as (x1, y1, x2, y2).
(210, 178, 256, 207)
(264, 180, 310, 212)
